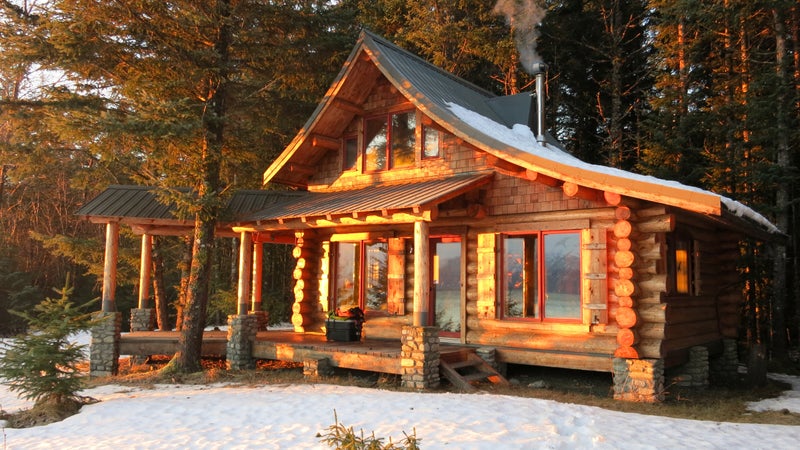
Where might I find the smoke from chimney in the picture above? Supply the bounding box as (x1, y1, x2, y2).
(494, 0, 548, 74)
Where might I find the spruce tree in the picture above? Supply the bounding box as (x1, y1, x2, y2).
(0, 281, 96, 409)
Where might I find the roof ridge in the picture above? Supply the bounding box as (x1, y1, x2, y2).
(361, 30, 497, 101)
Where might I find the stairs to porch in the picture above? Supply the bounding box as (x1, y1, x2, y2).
(439, 349, 509, 392)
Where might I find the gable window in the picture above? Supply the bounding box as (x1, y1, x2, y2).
(501, 231, 581, 321)
(364, 111, 416, 171)
(333, 241, 388, 313)
(422, 125, 441, 159)
(343, 136, 358, 170)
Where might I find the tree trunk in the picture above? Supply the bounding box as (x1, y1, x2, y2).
(169, 0, 230, 373)
(173, 217, 216, 372)
(175, 234, 193, 331)
(770, 7, 790, 358)
(151, 236, 170, 331)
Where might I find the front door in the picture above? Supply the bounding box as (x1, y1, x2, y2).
(430, 237, 462, 338)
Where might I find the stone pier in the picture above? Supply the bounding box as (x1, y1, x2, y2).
(226, 314, 258, 370)
(400, 326, 440, 390)
(130, 308, 155, 332)
(612, 357, 665, 402)
(89, 311, 122, 377)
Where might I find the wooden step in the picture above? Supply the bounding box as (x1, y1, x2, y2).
(439, 351, 509, 392)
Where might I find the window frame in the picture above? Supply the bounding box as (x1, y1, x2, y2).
(362, 110, 416, 173)
(331, 240, 389, 315)
(500, 230, 583, 323)
(666, 233, 699, 296)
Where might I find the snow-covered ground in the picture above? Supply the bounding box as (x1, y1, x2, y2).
(2, 334, 800, 449)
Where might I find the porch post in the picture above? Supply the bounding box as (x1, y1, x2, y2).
(101, 221, 119, 313)
(250, 242, 267, 330)
(138, 234, 152, 308)
(131, 233, 155, 332)
(92, 220, 121, 376)
(413, 220, 430, 327)
(251, 242, 263, 311)
(236, 231, 253, 315)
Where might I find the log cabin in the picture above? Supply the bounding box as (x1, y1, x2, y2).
(79, 31, 782, 401)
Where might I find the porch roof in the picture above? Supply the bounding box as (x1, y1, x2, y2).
(241, 172, 493, 224)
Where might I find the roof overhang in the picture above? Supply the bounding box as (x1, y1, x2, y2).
(237, 173, 493, 232)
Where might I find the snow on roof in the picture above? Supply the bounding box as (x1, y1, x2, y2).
(446, 102, 780, 234)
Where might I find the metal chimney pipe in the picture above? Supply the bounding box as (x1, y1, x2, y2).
(531, 62, 548, 145)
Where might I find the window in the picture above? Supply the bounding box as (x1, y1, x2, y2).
(333, 241, 388, 313)
(343, 136, 358, 170)
(422, 125, 441, 159)
(364, 111, 416, 171)
(502, 232, 581, 321)
(667, 234, 698, 295)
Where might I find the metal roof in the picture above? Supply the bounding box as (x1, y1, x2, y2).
(76, 185, 304, 222)
(244, 173, 492, 223)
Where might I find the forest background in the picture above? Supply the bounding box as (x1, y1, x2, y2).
(1, 0, 798, 362)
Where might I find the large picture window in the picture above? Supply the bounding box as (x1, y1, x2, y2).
(502, 231, 581, 321)
(333, 241, 388, 313)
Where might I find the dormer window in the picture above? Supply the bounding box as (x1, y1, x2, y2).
(364, 111, 416, 171)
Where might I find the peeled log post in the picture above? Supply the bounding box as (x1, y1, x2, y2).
(615, 306, 638, 328)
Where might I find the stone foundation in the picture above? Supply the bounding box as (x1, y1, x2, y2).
(90, 312, 122, 377)
(130, 308, 155, 332)
(668, 346, 709, 388)
(226, 314, 258, 370)
(612, 357, 665, 402)
(400, 326, 440, 390)
(710, 339, 739, 385)
(304, 357, 334, 379)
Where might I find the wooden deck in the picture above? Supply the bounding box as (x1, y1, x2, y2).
(119, 330, 410, 374)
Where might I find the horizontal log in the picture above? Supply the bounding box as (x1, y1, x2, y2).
(292, 246, 315, 259)
(615, 306, 638, 328)
(613, 220, 632, 238)
(604, 191, 622, 206)
(293, 268, 313, 280)
(614, 279, 636, 297)
(615, 206, 632, 220)
(465, 330, 617, 354)
(614, 251, 635, 268)
(497, 348, 614, 372)
(636, 214, 675, 233)
(637, 339, 663, 359)
(291, 301, 320, 315)
(638, 304, 667, 323)
(662, 331, 722, 353)
(617, 328, 639, 347)
(614, 346, 640, 358)
(638, 274, 667, 296)
(618, 267, 634, 280)
(291, 312, 314, 327)
(616, 238, 632, 251)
